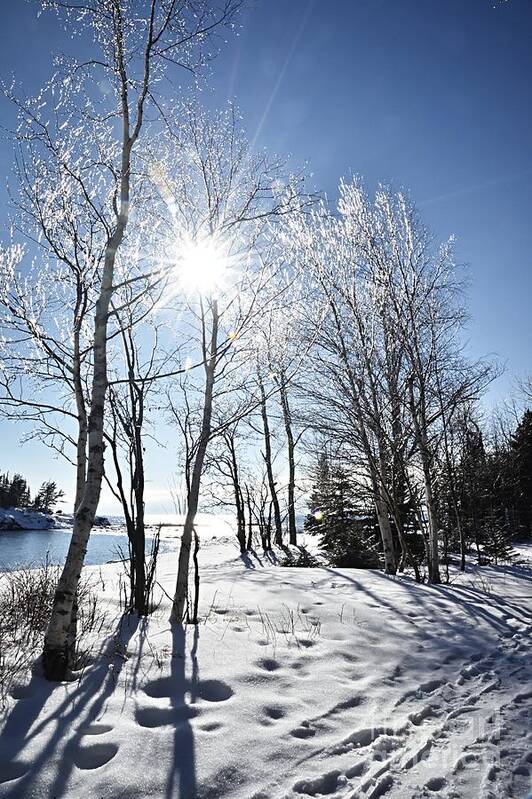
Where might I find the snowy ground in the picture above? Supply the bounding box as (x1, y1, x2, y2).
(0, 536, 530, 799)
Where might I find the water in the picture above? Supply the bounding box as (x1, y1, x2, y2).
(0, 528, 177, 572)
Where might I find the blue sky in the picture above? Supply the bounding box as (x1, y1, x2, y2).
(0, 0, 531, 511)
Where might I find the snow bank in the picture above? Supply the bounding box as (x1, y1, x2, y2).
(0, 538, 530, 798)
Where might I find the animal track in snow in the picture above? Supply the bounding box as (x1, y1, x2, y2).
(291, 723, 317, 739)
(425, 776, 447, 791)
(297, 638, 316, 648)
(396, 678, 447, 706)
(199, 680, 234, 702)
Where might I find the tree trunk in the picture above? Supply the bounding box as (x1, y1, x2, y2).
(132, 391, 147, 615)
(227, 434, 247, 553)
(408, 378, 441, 584)
(42, 123, 133, 678)
(171, 301, 218, 623)
(374, 491, 396, 575)
(259, 377, 283, 546)
(245, 487, 253, 550)
(278, 371, 297, 545)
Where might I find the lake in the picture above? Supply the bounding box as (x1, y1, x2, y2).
(0, 528, 177, 572)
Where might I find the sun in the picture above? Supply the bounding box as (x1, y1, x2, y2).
(175, 235, 228, 296)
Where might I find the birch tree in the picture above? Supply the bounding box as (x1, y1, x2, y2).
(160, 106, 306, 621)
(284, 199, 400, 574)
(4, 0, 244, 680)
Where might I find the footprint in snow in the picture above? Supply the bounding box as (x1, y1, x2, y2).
(293, 768, 343, 796)
(143, 676, 234, 703)
(74, 742, 118, 770)
(198, 720, 223, 732)
(136, 705, 199, 728)
(454, 752, 480, 772)
(255, 657, 281, 672)
(291, 723, 316, 739)
(297, 638, 316, 648)
(261, 704, 287, 723)
(425, 776, 448, 791)
(290, 661, 311, 678)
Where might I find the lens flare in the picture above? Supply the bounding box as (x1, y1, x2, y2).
(175, 235, 228, 296)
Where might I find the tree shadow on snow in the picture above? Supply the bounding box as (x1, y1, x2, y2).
(165, 624, 198, 799)
(0, 613, 140, 799)
(320, 565, 531, 657)
(0, 617, 202, 798)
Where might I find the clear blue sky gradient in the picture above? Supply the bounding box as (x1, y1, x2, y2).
(0, 0, 531, 510)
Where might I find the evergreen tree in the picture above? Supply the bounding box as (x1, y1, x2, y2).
(458, 420, 489, 561)
(33, 481, 65, 514)
(510, 409, 532, 535)
(0, 471, 64, 511)
(304, 451, 330, 533)
(6, 474, 31, 508)
(482, 520, 515, 565)
(0, 473, 10, 508)
(305, 453, 380, 568)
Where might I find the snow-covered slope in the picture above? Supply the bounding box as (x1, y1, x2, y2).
(0, 537, 530, 799)
(0, 508, 56, 531)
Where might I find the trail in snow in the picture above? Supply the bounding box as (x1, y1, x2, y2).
(269, 614, 531, 799)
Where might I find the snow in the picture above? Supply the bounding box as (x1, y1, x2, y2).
(0, 508, 57, 531)
(0, 535, 531, 799)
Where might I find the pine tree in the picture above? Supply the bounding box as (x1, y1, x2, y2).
(6, 474, 31, 508)
(458, 421, 488, 561)
(305, 454, 380, 568)
(33, 481, 65, 514)
(304, 451, 330, 533)
(482, 520, 515, 565)
(0, 473, 10, 508)
(510, 409, 532, 535)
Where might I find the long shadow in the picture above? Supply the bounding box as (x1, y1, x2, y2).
(0, 613, 139, 799)
(166, 624, 197, 799)
(494, 561, 532, 585)
(239, 551, 256, 569)
(323, 564, 532, 649)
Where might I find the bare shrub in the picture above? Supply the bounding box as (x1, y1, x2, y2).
(0, 559, 103, 705)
